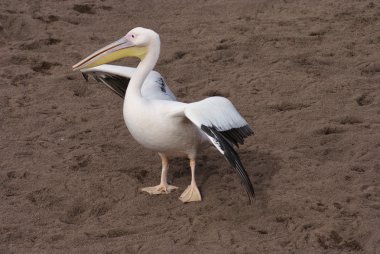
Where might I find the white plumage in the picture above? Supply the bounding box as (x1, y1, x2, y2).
(73, 27, 254, 203)
(184, 97, 249, 131)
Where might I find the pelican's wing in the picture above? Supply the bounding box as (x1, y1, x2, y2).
(183, 96, 255, 202)
(81, 64, 176, 101)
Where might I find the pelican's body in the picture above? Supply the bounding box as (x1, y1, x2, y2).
(73, 27, 255, 203)
(124, 99, 206, 157)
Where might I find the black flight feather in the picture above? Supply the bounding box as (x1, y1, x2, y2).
(219, 125, 254, 148)
(83, 71, 130, 98)
(201, 125, 255, 203)
(156, 77, 166, 93)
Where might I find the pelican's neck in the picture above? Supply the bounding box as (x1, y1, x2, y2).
(126, 42, 160, 99)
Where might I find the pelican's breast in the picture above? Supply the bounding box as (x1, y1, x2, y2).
(123, 99, 202, 154)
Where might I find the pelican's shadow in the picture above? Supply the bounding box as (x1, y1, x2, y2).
(168, 148, 281, 206)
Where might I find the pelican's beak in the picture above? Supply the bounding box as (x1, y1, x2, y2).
(72, 37, 147, 71)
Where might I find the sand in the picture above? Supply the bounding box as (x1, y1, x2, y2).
(0, 0, 379, 253)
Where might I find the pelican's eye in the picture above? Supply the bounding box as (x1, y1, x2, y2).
(131, 34, 135, 38)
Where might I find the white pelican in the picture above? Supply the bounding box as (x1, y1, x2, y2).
(72, 27, 255, 203)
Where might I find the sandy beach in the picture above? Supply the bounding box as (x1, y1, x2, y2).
(0, 0, 379, 253)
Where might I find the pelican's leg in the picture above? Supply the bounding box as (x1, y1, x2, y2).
(141, 153, 178, 195)
(179, 158, 202, 203)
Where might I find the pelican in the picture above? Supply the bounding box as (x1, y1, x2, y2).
(72, 27, 255, 203)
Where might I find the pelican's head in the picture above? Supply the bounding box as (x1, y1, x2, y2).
(72, 27, 159, 71)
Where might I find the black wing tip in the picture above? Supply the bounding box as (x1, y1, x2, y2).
(247, 193, 256, 205)
(219, 124, 254, 147)
(247, 184, 256, 202)
(201, 125, 255, 203)
(246, 192, 256, 205)
(81, 72, 89, 81)
(83, 71, 129, 99)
